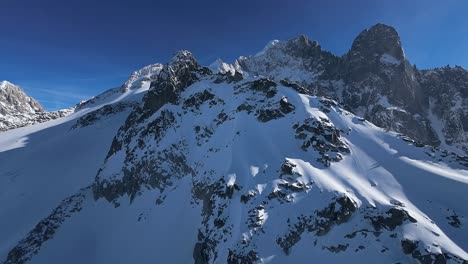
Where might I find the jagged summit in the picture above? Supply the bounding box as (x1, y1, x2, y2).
(349, 23, 404, 61)
(248, 23, 400, 65)
(240, 23, 402, 71)
(0, 80, 74, 131)
(222, 23, 465, 155)
(208, 58, 238, 75)
(284, 34, 321, 57)
(236, 34, 339, 85)
(0, 80, 44, 114)
(160, 50, 206, 80)
(169, 50, 198, 64)
(153, 50, 208, 85)
(251, 34, 322, 59)
(142, 50, 210, 113)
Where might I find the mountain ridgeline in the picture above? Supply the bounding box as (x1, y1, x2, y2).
(237, 23, 467, 155)
(1, 23, 467, 264)
(2, 23, 467, 155)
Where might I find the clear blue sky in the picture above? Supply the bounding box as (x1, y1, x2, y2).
(1, 0, 467, 110)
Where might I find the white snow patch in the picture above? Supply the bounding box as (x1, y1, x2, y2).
(380, 53, 401, 65)
(226, 173, 237, 186)
(250, 166, 259, 177)
(255, 40, 279, 57)
(400, 157, 468, 184)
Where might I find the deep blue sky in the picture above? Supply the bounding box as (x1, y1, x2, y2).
(1, 0, 467, 110)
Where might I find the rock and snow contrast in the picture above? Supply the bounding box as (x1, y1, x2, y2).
(236, 23, 468, 156)
(1, 24, 467, 264)
(0, 81, 72, 131)
(0, 81, 43, 115)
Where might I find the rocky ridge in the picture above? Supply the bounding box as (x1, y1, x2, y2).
(0, 81, 62, 131)
(229, 23, 467, 155)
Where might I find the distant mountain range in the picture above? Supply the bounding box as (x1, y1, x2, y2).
(1, 24, 467, 264)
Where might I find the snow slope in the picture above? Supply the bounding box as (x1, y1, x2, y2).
(1, 51, 467, 264)
(0, 65, 158, 262)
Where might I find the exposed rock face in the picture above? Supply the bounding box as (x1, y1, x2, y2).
(418, 66, 468, 153)
(401, 239, 468, 264)
(341, 24, 437, 147)
(93, 51, 212, 203)
(0, 81, 73, 131)
(143, 50, 211, 115)
(71, 102, 137, 129)
(0, 108, 74, 131)
(344, 23, 406, 83)
(4, 188, 89, 264)
(0, 80, 44, 115)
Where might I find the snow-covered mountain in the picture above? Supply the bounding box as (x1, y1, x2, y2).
(1, 24, 467, 264)
(234, 23, 468, 156)
(0, 81, 43, 114)
(0, 81, 72, 131)
(0, 62, 163, 132)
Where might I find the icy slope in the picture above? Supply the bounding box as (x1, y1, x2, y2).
(3, 51, 467, 264)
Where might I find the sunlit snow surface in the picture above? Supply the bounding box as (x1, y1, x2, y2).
(0, 81, 151, 261)
(0, 75, 467, 263)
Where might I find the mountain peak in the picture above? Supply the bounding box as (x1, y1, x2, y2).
(161, 50, 206, 78)
(284, 34, 321, 56)
(350, 23, 404, 60)
(144, 50, 209, 113)
(251, 35, 321, 59)
(368, 23, 398, 33)
(0, 80, 44, 117)
(169, 50, 197, 64)
(290, 34, 319, 47)
(208, 58, 238, 75)
(163, 50, 203, 75)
